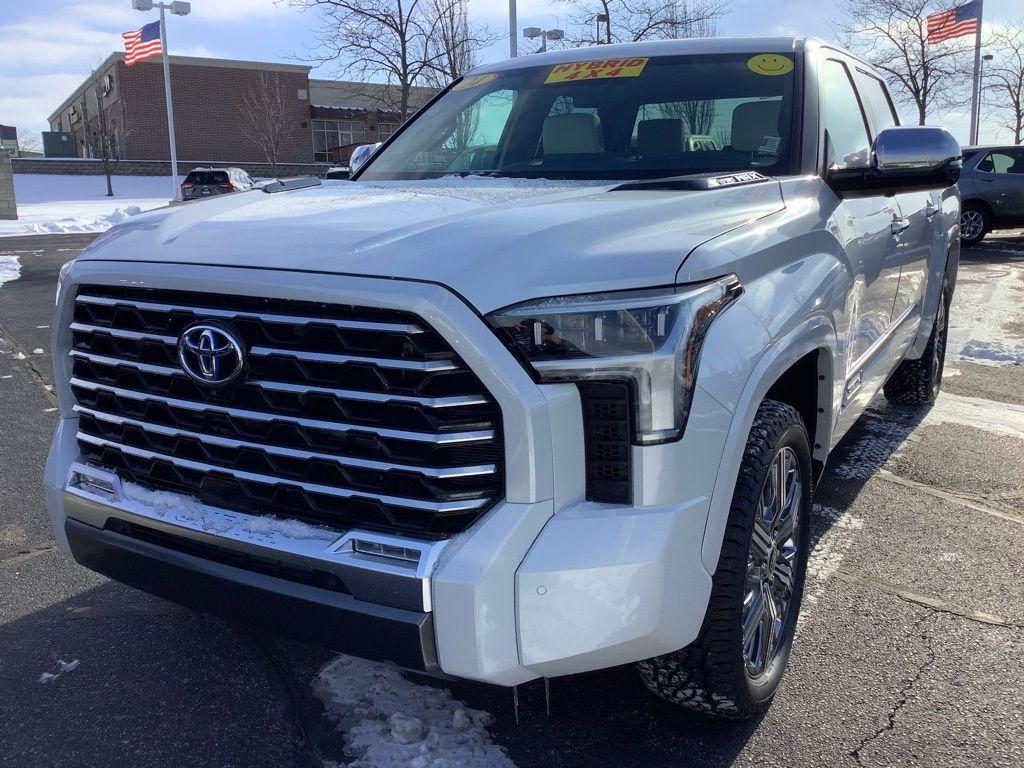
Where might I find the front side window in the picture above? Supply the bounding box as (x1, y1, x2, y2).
(359, 53, 798, 180)
(821, 59, 871, 168)
(977, 150, 1024, 174)
(855, 70, 900, 134)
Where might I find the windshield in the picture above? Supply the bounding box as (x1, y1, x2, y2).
(359, 53, 798, 181)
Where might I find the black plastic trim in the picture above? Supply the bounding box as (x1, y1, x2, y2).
(65, 518, 443, 675)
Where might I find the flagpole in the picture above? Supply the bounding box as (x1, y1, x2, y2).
(968, 0, 983, 145)
(158, 5, 181, 201)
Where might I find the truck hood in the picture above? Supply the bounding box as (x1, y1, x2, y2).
(82, 177, 784, 312)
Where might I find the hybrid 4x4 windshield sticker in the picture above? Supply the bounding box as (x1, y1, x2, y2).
(452, 73, 497, 91)
(545, 58, 649, 84)
(747, 54, 794, 76)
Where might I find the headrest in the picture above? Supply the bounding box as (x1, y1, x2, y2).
(731, 100, 782, 153)
(543, 112, 604, 154)
(637, 118, 684, 155)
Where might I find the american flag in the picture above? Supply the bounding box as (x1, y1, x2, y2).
(122, 20, 163, 66)
(926, 1, 980, 44)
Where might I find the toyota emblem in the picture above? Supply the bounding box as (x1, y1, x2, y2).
(177, 324, 246, 385)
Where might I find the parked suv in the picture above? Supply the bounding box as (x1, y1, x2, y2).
(958, 145, 1024, 245)
(46, 38, 961, 718)
(181, 167, 254, 200)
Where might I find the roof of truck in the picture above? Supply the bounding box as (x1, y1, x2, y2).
(470, 37, 816, 75)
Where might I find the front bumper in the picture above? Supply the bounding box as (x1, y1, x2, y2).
(65, 516, 441, 673)
(46, 260, 732, 686)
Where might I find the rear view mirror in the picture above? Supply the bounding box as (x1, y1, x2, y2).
(827, 126, 961, 196)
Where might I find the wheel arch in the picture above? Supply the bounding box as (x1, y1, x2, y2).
(699, 316, 838, 574)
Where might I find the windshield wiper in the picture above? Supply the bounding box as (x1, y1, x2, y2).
(613, 171, 770, 192)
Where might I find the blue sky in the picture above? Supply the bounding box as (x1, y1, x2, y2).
(1, 0, 1021, 143)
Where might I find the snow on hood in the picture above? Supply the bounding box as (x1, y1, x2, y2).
(81, 176, 784, 312)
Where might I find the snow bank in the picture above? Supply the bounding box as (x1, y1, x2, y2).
(0, 174, 171, 237)
(316, 655, 514, 768)
(0, 254, 19, 288)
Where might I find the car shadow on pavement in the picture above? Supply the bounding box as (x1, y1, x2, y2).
(0, 577, 338, 768)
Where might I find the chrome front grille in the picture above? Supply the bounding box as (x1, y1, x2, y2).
(69, 285, 505, 538)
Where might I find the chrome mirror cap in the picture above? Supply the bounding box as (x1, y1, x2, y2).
(349, 143, 383, 175)
(873, 126, 962, 175)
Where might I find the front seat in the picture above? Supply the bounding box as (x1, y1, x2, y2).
(637, 118, 684, 156)
(543, 112, 605, 154)
(730, 100, 781, 154)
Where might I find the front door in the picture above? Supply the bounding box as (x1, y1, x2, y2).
(820, 57, 901, 416)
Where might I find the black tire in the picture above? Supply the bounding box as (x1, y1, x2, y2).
(959, 203, 989, 247)
(637, 400, 812, 718)
(882, 281, 949, 406)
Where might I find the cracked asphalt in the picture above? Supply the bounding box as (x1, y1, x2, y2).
(1, 232, 1022, 768)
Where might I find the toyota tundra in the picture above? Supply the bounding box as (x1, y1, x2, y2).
(45, 37, 962, 717)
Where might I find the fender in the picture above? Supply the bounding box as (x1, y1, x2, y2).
(698, 314, 838, 574)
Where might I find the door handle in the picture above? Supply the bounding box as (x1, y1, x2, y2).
(890, 219, 911, 237)
(924, 202, 939, 219)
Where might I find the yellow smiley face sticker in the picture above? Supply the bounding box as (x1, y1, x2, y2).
(747, 54, 794, 76)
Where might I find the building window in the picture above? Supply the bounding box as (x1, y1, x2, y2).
(312, 119, 366, 162)
(378, 122, 400, 141)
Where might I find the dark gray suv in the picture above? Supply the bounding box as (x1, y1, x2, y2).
(958, 145, 1024, 245)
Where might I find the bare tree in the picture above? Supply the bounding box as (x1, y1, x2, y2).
(832, 0, 972, 125)
(16, 130, 41, 155)
(291, 0, 477, 121)
(419, 0, 495, 89)
(239, 70, 293, 177)
(82, 62, 131, 197)
(984, 22, 1024, 144)
(565, 0, 728, 46)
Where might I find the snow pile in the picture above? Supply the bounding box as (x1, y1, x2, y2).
(0, 174, 171, 237)
(120, 479, 336, 542)
(0, 254, 19, 288)
(315, 655, 514, 768)
(38, 659, 80, 684)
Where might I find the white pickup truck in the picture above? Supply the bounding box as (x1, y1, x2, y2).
(45, 37, 961, 717)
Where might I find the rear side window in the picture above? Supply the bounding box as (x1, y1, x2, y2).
(185, 171, 229, 184)
(977, 150, 1024, 174)
(855, 71, 900, 135)
(821, 59, 871, 168)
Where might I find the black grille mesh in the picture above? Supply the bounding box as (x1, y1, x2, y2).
(71, 285, 505, 539)
(578, 381, 633, 504)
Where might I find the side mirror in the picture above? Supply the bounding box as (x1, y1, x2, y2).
(827, 126, 961, 196)
(349, 143, 382, 176)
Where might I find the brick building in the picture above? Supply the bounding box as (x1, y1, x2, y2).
(48, 53, 437, 166)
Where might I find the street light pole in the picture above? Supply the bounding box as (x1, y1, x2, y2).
(132, 0, 190, 201)
(509, 0, 518, 57)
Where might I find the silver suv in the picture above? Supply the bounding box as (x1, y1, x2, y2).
(46, 38, 962, 718)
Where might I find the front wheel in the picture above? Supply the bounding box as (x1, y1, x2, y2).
(637, 400, 812, 718)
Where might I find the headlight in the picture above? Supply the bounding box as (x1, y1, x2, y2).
(56, 259, 74, 304)
(486, 275, 741, 444)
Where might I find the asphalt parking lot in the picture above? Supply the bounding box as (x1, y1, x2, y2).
(1, 232, 1023, 768)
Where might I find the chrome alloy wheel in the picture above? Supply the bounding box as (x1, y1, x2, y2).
(743, 446, 802, 678)
(960, 209, 985, 242)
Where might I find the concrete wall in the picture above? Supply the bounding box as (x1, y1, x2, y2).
(0, 151, 16, 221)
(11, 157, 325, 178)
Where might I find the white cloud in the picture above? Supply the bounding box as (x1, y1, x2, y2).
(0, 73, 84, 134)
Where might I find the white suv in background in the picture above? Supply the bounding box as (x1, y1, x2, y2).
(46, 37, 961, 717)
